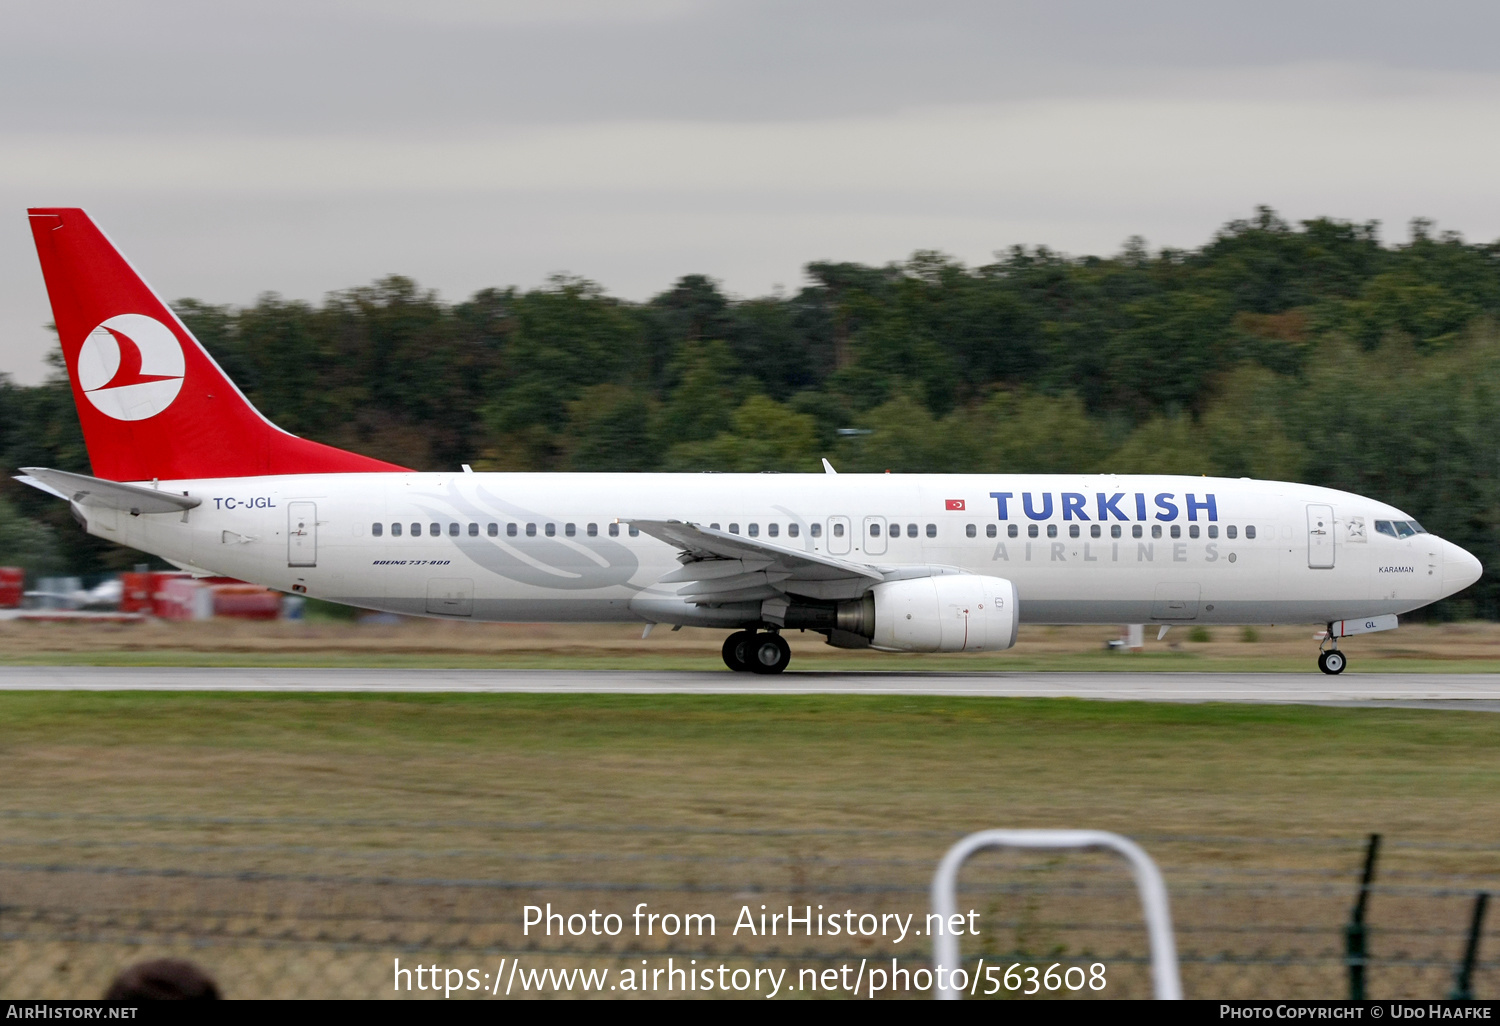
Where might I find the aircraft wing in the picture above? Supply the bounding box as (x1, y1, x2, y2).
(16, 467, 201, 514)
(624, 519, 883, 604)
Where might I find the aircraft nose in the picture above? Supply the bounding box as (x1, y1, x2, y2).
(1441, 539, 1483, 596)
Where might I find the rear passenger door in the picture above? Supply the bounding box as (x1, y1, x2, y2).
(288, 502, 317, 567)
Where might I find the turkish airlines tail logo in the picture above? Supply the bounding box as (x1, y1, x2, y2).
(76, 314, 185, 421)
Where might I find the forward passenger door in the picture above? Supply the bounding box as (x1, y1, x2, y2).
(1307, 504, 1334, 569)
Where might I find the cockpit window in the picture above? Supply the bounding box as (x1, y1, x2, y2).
(1374, 520, 1397, 538)
(1393, 521, 1416, 538)
(1408, 520, 1427, 534)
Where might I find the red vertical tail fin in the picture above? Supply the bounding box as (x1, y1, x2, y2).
(27, 208, 408, 481)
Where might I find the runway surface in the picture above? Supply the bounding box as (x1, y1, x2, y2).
(3, 667, 1500, 709)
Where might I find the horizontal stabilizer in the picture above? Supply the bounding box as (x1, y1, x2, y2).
(17, 467, 200, 514)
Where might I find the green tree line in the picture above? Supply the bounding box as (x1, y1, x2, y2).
(1, 207, 1496, 616)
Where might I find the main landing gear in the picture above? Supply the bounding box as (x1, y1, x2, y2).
(722, 630, 791, 675)
(1318, 628, 1347, 675)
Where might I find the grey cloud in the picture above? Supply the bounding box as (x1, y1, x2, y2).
(5, 0, 1500, 384)
(4, 1, 1500, 133)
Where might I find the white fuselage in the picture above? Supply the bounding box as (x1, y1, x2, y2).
(81, 472, 1479, 627)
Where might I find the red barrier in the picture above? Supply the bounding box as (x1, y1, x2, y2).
(0, 567, 22, 608)
(210, 584, 281, 620)
(119, 571, 154, 613)
(155, 576, 207, 621)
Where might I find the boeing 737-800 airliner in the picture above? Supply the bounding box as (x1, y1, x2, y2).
(16, 209, 1484, 674)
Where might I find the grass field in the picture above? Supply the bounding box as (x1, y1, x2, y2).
(2, 618, 1499, 671)
(4, 691, 1500, 999)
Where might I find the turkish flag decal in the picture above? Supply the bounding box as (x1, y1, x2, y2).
(945, 499, 966, 511)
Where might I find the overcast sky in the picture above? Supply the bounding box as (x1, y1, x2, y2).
(4, 0, 1500, 382)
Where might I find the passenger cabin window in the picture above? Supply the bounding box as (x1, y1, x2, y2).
(411, 522, 421, 537)
(1027, 525, 1037, 538)
(788, 524, 799, 538)
(1226, 525, 1237, 539)
(372, 522, 383, 537)
(1151, 525, 1162, 539)
(489, 523, 499, 537)
(904, 523, 915, 538)
(608, 523, 619, 536)
(1069, 524, 1080, 538)
(392, 523, 402, 537)
(449, 523, 459, 537)
(966, 524, 976, 538)
(468, 523, 478, 537)
(986, 524, 997, 538)
(926, 523, 936, 538)
(507, 523, 517, 536)
(710, 523, 720, 530)
(1090, 525, 1100, 538)
(587, 523, 598, 537)
(1245, 525, 1257, 540)
(748, 524, 759, 537)
(767, 523, 778, 537)
(729, 523, 740, 534)
(870, 523, 881, 537)
(1111, 525, 1121, 539)
(1046, 524, 1058, 538)
(629, 525, 639, 537)
(808, 523, 820, 538)
(1132, 525, 1143, 539)
(526, 523, 537, 536)
(1207, 525, 1218, 539)
(831, 523, 843, 537)
(565, 523, 576, 537)
(1170, 525, 1181, 539)
(1008, 524, 1019, 538)
(545, 523, 556, 537)
(429, 523, 440, 537)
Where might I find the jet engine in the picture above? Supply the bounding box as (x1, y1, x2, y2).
(869, 574, 1019, 652)
(783, 574, 1019, 652)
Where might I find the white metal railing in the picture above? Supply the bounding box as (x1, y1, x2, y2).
(929, 829, 1182, 1000)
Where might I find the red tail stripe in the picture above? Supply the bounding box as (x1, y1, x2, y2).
(28, 208, 409, 481)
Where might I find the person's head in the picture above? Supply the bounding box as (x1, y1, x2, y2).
(104, 959, 220, 1000)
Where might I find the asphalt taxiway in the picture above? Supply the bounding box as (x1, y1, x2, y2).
(2, 667, 1499, 710)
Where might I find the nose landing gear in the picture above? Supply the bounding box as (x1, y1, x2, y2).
(721, 630, 791, 674)
(1318, 629, 1347, 675)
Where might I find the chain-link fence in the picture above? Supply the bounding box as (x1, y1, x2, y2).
(2, 812, 1497, 999)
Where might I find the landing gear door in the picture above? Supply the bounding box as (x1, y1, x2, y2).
(827, 516, 851, 555)
(288, 501, 317, 568)
(1307, 504, 1334, 569)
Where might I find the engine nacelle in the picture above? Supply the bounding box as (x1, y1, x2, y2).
(869, 574, 1019, 653)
